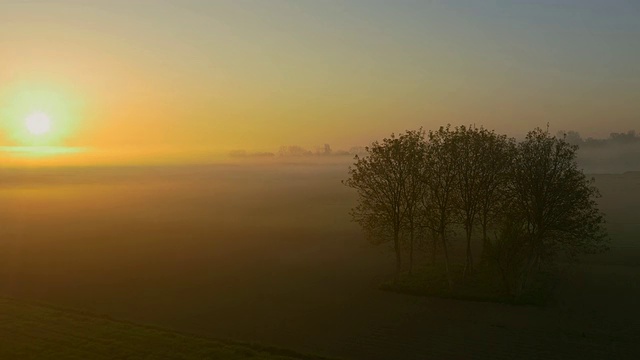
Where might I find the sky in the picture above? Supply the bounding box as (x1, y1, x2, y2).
(1, 0, 639, 164)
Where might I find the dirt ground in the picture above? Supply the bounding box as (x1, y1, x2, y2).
(0, 163, 639, 359)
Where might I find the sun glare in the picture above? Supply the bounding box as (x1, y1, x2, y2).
(25, 112, 52, 136)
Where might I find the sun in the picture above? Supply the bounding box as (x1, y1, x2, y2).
(25, 112, 52, 136)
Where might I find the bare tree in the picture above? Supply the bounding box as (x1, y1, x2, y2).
(508, 127, 609, 293)
(399, 130, 428, 274)
(450, 125, 485, 276)
(422, 126, 459, 289)
(344, 131, 425, 274)
(475, 131, 515, 260)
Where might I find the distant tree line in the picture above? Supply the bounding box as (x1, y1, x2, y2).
(344, 126, 609, 297)
(229, 145, 367, 158)
(561, 129, 640, 148)
(560, 130, 640, 173)
(276, 144, 366, 157)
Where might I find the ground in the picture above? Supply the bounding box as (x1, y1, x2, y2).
(0, 164, 639, 359)
(0, 297, 327, 360)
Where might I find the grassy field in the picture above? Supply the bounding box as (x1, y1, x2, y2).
(0, 165, 639, 359)
(0, 297, 328, 360)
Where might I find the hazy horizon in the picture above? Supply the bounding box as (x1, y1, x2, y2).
(2, 1, 640, 166)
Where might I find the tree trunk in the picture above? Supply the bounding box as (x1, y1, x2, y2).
(409, 225, 414, 275)
(431, 229, 437, 265)
(480, 222, 489, 261)
(516, 242, 540, 297)
(393, 229, 402, 275)
(463, 224, 473, 277)
(441, 230, 453, 290)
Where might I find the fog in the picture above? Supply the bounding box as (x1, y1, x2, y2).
(565, 130, 640, 173)
(0, 160, 639, 358)
(0, 162, 386, 356)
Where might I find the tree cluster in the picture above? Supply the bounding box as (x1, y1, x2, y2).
(344, 126, 608, 297)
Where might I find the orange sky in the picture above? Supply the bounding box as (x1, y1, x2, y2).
(1, 1, 639, 165)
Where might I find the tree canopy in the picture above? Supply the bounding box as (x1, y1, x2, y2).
(345, 125, 609, 297)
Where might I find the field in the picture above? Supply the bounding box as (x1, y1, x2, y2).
(0, 297, 327, 360)
(0, 161, 639, 359)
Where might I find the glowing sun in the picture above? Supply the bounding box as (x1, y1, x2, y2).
(25, 112, 52, 136)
